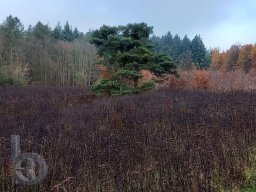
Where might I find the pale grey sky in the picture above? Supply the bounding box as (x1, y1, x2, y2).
(0, 0, 256, 50)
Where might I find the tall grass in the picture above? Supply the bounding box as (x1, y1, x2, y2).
(1, 87, 256, 191)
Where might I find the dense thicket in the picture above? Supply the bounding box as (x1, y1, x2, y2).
(0, 15, 97, 86)
(1, 87, 256, 191)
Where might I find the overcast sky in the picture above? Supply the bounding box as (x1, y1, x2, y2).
(0, 0, 255, 50)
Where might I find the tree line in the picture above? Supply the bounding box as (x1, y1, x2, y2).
(210, 44, 256, 73)
(1, 15, 255, 87)
(151, 32, 211, 69)
(0, 15, 97, 86)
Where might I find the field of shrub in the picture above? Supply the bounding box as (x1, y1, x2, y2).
(167, 69, 256, 92)
(1, 87, 256, 191)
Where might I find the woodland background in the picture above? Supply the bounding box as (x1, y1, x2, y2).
(1, 15, 256, 90)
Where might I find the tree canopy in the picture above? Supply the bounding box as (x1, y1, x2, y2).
(0, 15, 96, 86)
(151, 32, 210, 69)
(91, 23, 177, 96)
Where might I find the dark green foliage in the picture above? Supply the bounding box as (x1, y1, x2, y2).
(150, 54, 177, 76)
(92, 78, 138, 96)
(63, 22, 73, 41)
(151, 32, 180, 63)
(52, 21, 81, 42)
(122, 23, 153, 41)
(114, 69, 143, 79)
(72, 27, 79, 40)
(172, 34, 182, 63)
(0, 15, 24, 66)
(0, 76, 25, 86)
(0, 65, 26, 86)
(32, 22, 52, 44)
(150, 35, 162, 52)
(92, 78, 122, 95)
(91, 23, 177, 95)
(151, 32, 210, 69)
(91, 25, 118, 47)
(0, 15, 24, 45)
(181, 35, 191, 52)
(52, 22, 63, 40)
(191, 35, 208, 69)
(140, 81, 155, 90)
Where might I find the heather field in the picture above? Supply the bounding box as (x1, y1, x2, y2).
(1, 87, 256, 191)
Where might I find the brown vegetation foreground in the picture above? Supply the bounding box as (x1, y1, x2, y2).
(1, 87, 256, 191)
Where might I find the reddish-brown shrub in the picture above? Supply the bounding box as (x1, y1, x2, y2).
(167, 74, 186, 89)
(192, 70, 209, 89)
(165, 69, 256, 92)
(98, 65, 111, 79)
(165, 69, 209, 90)
(138, 70, 156, 86)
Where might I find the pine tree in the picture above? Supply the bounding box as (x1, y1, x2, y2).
(172, 34, 182, 64)
(33, 22, 52, 44)
(191, 35, 207, 69)
(72, 27, 79, 40)
(91, 23, 177, 95)
(0, 15, 24, 66)
(179, 51, 193, 69)
(63, 22, 73, 42)
(161, 31, 173, 54)
(181, 35, 191, 53)
(151, 35, 161, 52)
(0, 15, 26, 85)
(53, 22, 63, 40)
